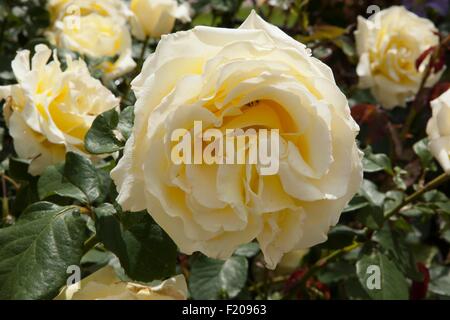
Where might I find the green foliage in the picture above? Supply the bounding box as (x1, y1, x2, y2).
(0, 202, 88, 299)
(356, 251, 409, 300)
(85, 107, 134, 154)
(38, 164, 89, 203)
(64, 153, 102, 204)
(94, 204, 178, 282)
(189, 254, 248, 299)
(363, 147, 393, 175)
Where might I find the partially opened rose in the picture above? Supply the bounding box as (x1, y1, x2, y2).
(47, 0, 136, 79)
(427, 88, 450, 173)
(111, 11, 363, 269)
(55, 266, 187, 300)
(130, 0, 192, 39)
(0, 44, 119, 176)
(355, 6, 442, 109)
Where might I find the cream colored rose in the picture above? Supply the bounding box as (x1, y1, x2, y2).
(0, 44, 119, 176)
(275, 249, 308, 275)
(111, 11, 363, 269)
(355, 6, 441, 109)
(47, 0, 136, 79)
(130, 0, 192, 39)
(55, 266, 187, 300)
(426, 89, 450, 173)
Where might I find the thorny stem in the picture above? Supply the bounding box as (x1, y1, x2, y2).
(285, 242, 362, 298)
(248, 275, 290, 292)
(385, 172, 450, 220)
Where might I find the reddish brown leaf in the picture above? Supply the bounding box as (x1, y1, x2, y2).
(416, 47, 435, 71)
(410, 263, 430, 300)
(351, 104, 389, 145)
(430, 82, 450, 101)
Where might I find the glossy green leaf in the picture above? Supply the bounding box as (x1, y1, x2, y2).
(356, 252, 409, 300)
(38, 164, 88, 203)
(363, 148, 393, 175)
(429, 266, 450, 297)
(85, 107, 134, 154)
(374, 225, 422, 281)
(85, 108, 121, 154)
(94, 204, 177, 282)
(360, 180, 386, 207)
(234, 242, 260, 258)
(0, 202, 87, 299)
(189, 255, 248, 300)
(64, 152, 101, 204)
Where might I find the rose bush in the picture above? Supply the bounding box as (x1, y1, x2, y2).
(0, 0, 449, 301)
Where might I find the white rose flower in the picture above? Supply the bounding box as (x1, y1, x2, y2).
(55, 266, 187, 300)
(0, 44, 119, 176)
(130, 0, 192, 39)
(111, 11, 363, 269)
(426, 89, 450, 173)
(355, 6, 442, 109)
(47, 0, 136, 79)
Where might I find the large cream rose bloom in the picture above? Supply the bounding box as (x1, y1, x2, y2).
(426, 89, 450, 173)
(0, 45, 119, 176)
(111, 12, 363, 269)
(47, 0, 136, 79)
(55, 266, 187, 300)
(130, 0, 192, 39)
(355, 6, 441, 109)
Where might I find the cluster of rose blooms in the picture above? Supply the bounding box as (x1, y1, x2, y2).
(0, 1, 449, 299)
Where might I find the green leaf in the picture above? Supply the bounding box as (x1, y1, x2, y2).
(117, 106, 134, 140)
(423, 190, 448, 202)
(189, 255, 248, 300)
(85, 107, 134, 154)
(94, 204, 177, 282)
(413, 138, 436, 170)
(357, 205, 384, 230)
(363, 148, 393, 175)
(344, 277, 371, 299)
(64, 152, 101, 204)
(234, 242, 260, 258)
(393, 167, 407, 191)
(374, 225, 422, 281)
(429, 266, 450, 297)
(38, 164, 88, 203)
(383, 190, 405, 214)
(85, 108, 121, 154)
(360, 180, 386, 207)
(356, 252, 409, 300)
(343, 195, 369, 212)
(0, 202, 87, 299)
